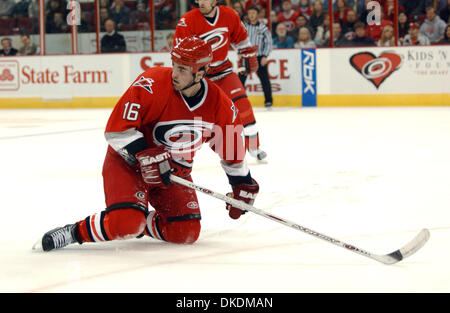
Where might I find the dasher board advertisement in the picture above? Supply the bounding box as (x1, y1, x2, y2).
(326, 46, 450, 95)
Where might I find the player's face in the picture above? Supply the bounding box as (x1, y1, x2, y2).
(172, 62, 195, 91)
(198, 0, 216, 16)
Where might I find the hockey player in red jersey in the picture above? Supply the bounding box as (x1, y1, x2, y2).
(174, 0, 267, 161)
(34, 36, 259, 252)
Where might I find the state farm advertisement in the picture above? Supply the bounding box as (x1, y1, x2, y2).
(0, 54, 125, 98)
(129, 49, 302, 96)
(326, 46, 450, 94)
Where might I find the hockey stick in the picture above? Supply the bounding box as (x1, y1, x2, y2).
(170, 174, 430, 265)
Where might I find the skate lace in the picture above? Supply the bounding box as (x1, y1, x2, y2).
(50, 226, 73, 249)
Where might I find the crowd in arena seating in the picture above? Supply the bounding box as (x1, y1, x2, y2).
(1, 0, 449, 56)
(230, 0, 450, 47)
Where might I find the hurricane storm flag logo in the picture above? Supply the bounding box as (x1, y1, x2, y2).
(133, 76, 155, 94)
(350, 51, 402, 89)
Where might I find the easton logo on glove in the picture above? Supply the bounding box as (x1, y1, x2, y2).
(136, 148, 173, 187)
(227, 179, 259, 219)
(139, 151, 171, 166)
(239, 190, 257, 200)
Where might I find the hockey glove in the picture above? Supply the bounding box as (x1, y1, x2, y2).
(226, 178, 259, 219)
(238, 45, 258, 75)
(136, 147, 172, 187)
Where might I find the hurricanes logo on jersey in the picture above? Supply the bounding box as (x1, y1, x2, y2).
(153, 120, 214, 154)
(199, 27, 229, 51)
(177, 18, 187, 27)
(133, 76, 154, 94)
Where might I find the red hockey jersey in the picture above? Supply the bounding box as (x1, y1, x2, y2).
(173, 5, 250, 78)
(105, 67, 248, 177)
(277, 10, 299, 31)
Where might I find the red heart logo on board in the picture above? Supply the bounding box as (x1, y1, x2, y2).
(350, 52, 402, 88)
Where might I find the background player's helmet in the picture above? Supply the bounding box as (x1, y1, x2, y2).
(171, 36, 212, 73)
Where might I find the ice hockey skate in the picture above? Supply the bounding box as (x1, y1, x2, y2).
(248, 148, 267, 161)
(33, 224, 78, 252)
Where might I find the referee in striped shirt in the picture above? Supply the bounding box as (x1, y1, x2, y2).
(239, 6, 273, 108)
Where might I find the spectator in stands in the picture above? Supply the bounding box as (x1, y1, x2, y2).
(365, 11, 393, 42)
(294, 26, 316, 47)
(440, 0, 450, 23)
(45, 0, 68, 21)
(398, 11, 410, 43)
(45, 0, 68, 34)
(325, 22, 350, 46)
(288, 0, 300, 10)
(0, 0, 15, 18)
(399, 0, 426, 17)
(257, 6, 268, 25)
(342, 9, 359, 40)
(378, 24, 397, 46)
(309, 0, 326, 36)
(27, 0, 39, 33)
(352, 0, 368, 16)
(11, 0, 30, 18)
(358, 0, 372, 25)
(78, 11, 91, 33)
(437, 24, 450, 43)
(100, 8, 110, 32)
(298, 0, 313, 19)
(350, 21, 376, 46)
(425, 0, 447, 11)
(28, 0, 38, 17)
(384, 0, 405, 21)
(154, 0, 174, 29)
(290, 14, 312, 41)
(420, 7, 447, 43)
(334, 0, 352, 24)
(101, 18, 126, 53)
(18, 33, 37, 55)
(159, 32, 174, 52)
(46, 12, 69, 33)
(244, 0, 267, 12)
(314, 14, 330, 46)
(231, 0, 247, 22)
(109, 0, 130, 28)
(272, 0, 282, 12)
(273, 21, 294, 48)
(0, 37, 18, 56)
(277, 0, 299, 32)
(270, 9, 278, 37)
(403, 22, 431, 45)
(136, 0, 148, 15)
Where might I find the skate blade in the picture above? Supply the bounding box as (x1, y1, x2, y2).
(32, 239, 43, 251)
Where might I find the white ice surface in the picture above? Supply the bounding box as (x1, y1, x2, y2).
(0, 107, 449, 292)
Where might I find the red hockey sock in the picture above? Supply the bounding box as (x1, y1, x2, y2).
(245, 133, 260, 151)
(77, 208, 147, 243)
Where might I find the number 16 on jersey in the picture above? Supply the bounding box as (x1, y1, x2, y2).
(123, 102, 141, 121)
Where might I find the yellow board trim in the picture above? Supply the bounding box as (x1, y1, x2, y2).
(0, 97, 119, 109)
(247, 95, 301, 107)
(0, 93, 449, 108)
(318, 94, 450, 107)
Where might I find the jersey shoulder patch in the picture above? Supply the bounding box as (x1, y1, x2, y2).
(177, 17, 187, 27)
(133, 76, 155, 94)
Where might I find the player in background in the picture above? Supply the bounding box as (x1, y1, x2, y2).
(34, 36, 259, 252)
(174, 0, 267, 161)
